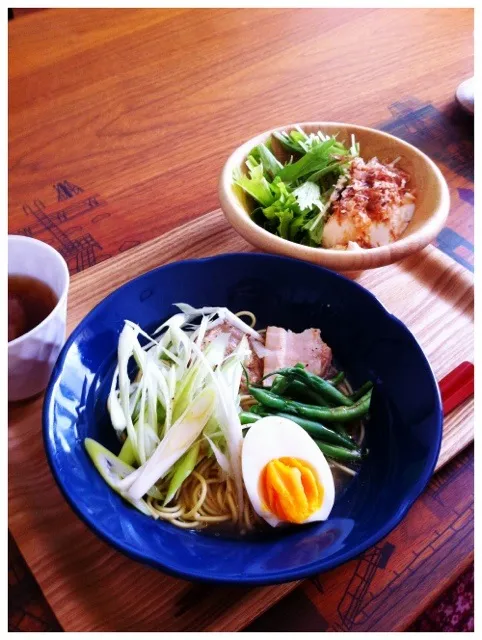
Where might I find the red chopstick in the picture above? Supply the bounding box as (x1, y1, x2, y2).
(439, 361, 474, 416)
(439, 361, 473, 396)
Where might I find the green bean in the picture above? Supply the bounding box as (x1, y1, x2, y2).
(262, 367, 354, 407)
(294, 367, 354, 406)
(247, 385, 372, 423)
(277, 413, 358, 449)
(314, 441, 363, 463)
(332, 422, 350, 438)
(327, 371, 345, 386)
(249, 403, 267, 415)
(268, 371, 317, 403)
(350, 381, 374, 402)
(248, 385, 295, 411)
(284, 379, 330, 407)
(274, 412, 358, 449)
(239, 411, 262, 425)
(271, 375, 291, 395)
(245, 366, 328, 406)
(239, 410, 359, 450)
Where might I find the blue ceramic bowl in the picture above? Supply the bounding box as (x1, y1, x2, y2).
(43, 253, 442, 585)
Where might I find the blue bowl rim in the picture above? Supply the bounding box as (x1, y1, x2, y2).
(42, 252, 443, 585)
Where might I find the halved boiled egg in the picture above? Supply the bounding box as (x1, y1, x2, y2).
(241, 416, 335, 527)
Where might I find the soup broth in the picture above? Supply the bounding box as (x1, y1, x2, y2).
(8, 274, 58, 342)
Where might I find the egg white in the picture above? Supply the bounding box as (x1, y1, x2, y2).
(242, 416, 335, 527)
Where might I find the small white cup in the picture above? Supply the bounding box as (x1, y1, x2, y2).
(8, 235, 70, 402)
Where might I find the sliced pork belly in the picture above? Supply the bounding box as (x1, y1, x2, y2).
(203, 322, 263, 388)
(263, 327, 332, 385)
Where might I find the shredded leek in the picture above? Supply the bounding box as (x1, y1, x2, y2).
(86, 304, 256, 516)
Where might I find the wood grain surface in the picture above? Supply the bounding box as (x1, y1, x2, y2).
(8, 8, 473, 255)
(8, 209, 473, 632)
(8, 7, 473, 633)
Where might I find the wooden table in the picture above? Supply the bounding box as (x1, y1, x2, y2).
(8, 8, 474, 632)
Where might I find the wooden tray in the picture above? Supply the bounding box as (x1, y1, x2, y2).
(8, 209, 474, 632)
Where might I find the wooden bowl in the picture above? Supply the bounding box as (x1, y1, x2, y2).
(219, 122, 450, 271)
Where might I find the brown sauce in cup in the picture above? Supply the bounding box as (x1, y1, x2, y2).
(8, 275, 58, 342)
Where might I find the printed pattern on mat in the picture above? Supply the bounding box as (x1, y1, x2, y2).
(247, 446, 473, 632)
(8, 533, 62, 632)
(376, 98, 474, 271)
(16, 181, 112, 274)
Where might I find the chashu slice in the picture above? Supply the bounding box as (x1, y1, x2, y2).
(263, 327, 332, 386)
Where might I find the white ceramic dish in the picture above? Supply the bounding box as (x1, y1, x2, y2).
(8, 235, 70, 402)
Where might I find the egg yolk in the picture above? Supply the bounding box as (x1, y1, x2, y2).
(260, 457, 323, 523)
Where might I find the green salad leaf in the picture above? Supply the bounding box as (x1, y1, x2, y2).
(233, 126, 358, 247)
(273, 129, 308, 155)
(305, 207, 328, 246)
(292, 181, 323, 212)
(234, 158, 274, 208)
(255, 143, 283, 179)
(277, 138, 346, 183)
